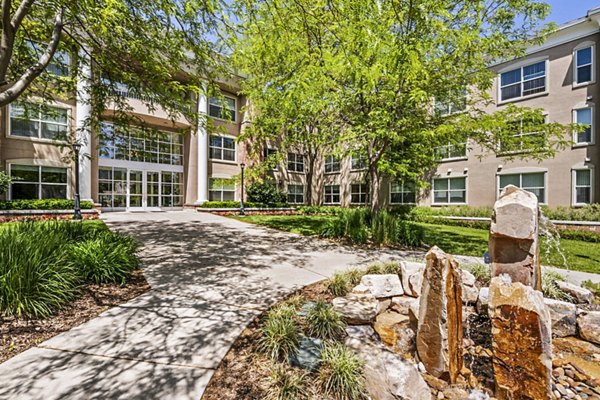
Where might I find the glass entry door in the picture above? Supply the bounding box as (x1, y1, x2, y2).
(128, 170, 143, 210)
(146, 171, 161, 210)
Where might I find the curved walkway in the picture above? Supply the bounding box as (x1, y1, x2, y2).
(0, 211, 420, 400)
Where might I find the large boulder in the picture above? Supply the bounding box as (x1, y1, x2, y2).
(332, 293, 379, 324)
(577, 309, 600, 345)
(400, 261, 424, 297)
(488, 275, 552, 400)
(556, 281, 593, 304)
(354, 274, 404, 299)
(416, 247, 463, 383)
(489, 185, 541, 290)
(544, 298, 577, 338)
(345, 335, 431, 400)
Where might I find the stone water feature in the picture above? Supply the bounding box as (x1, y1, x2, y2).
(488, 185, 552, 399)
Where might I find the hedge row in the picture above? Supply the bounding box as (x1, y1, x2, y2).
(0, 199, 94, 211)
(198, 200, 289, 209)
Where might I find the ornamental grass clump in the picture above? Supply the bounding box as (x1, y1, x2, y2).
(541, 270, 573, 301)
(265, 365, 306, 400)
(0, 223, 80, 318)
(327, 272, 351, 297)
(371, 210, 398, 245)
(306, 301, 346, 340)
(463, 263, 491, 286)
(70, 230, 139, 285)
(319, 343, 366, 400)
(259, 305, 300, 360)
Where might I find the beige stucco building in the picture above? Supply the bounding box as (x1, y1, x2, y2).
(1, 8, 599, 211)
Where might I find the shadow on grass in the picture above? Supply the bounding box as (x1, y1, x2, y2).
(418, 223, 489, 257)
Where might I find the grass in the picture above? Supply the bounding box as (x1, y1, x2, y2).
(230, 215, 600, 274)
(319, 343, 366, 400)
(259, 304, 300, 360)
(305, 301, 346, 340)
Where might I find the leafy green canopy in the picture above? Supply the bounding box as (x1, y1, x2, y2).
(0, 0, 231, 138)
(232, 0, 573, 209)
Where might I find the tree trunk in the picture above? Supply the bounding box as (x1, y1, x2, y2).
(306, 150, 317, 205)
(369, 167, 382, 214)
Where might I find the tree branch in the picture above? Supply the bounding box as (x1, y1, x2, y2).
(0, 8, 63, 107)
(11, 0, 35, 29)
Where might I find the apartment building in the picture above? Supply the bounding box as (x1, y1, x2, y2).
(2, 8, 599, 211)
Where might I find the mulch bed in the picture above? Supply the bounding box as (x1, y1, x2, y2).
(0, 269, 150, 363)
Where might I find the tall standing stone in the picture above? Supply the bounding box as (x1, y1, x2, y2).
(416, 246, 463, 383)
(489, 185, 541, 290)
(488, 276, 552, 400)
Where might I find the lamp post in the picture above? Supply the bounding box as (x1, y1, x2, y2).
(72, 142, 82, 220)
(240, 162, 246, 216)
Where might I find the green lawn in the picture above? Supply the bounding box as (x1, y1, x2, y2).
(231, 215, 600, 274)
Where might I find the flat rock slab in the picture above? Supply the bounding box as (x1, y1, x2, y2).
(332, 293, 379, 324)
(354, 274, 404, 298)
(556, 281, 593, 304)
(544, 298, 577, 338)
(577, 310, 600, 346)
(0, 347, 211, 400)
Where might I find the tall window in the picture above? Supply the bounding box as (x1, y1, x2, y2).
(287, 153, 305, 173)
(351, 154, 367, 170)
(208, 96, 236, 121)
(436, 142, 467, 160)
(433, 177, 466, 205)
(498, 172, 545, 203)
(350, 183, 369, 204)
(209, 178, 235, 201)
(574, 107, 593, 144)
(99, 123, 183, 165)
(264, 148, 278, 170)
(10, 165, 67, 200)
(575, 46, 593, 84)
(435, 90, 467, 116)
(499, 115, 546, 154)
(500, 60, 546, 101)
(161, 172, 184, 207)
(287, 184, 305, 204)
(9, 103, 68, 140)
(324, 185, 340, 204)
(390, 182, 416, 204)
(573, 169, 592, 205)
(209, 136, 236, 162)
(325, 155, 341, 174)
(98, 167, 127, 208)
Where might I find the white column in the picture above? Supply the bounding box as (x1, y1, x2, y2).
(75, 48, 93, 201)
(196, 90, 209, 204)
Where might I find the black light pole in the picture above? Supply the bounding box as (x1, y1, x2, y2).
(240, 163, 246, 216)
(72, 142, 82, 220)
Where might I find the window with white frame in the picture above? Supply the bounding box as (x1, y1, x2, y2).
(390, 181, 416, 204)
(208, 96, 236, 121)
(27, 41, 70, 77)
(98, 167, 128, 208)
(209, 178, 235, 201)
(500, 60, 546, 102)
(324, 185, 340, 204)
(575, 46, 593, 85)
(435, 89, 467, 116)
(9, 164, 68, 200)
(287, 184, 305, 204)
(264, 147, 278, 170)
(574, 107, 593, 144)
(433, 177, 466, 205)
(325, 155, 341, 174)
(573, 169, 592, 205)
(436, 142, 467, 160)
(498, 172, 546, 203)
(209, 136, 236, 162)
(350, 183, 368, 204)
(499, 115, 546, 154)
(287, 153, 305, 173)
(9, 103, 69, 140)
(161, 171, 184, 207)
(351, 153, 367, 170)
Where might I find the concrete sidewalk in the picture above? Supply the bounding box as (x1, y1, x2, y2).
(0, 211, 419, 400)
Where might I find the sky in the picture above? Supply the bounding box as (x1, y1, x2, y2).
(545, 0, 600, 24)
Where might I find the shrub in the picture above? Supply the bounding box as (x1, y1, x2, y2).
(371, 211, 397, 246)
(284, 294, 305, 310)
(365, 263, 383, 275)
(247, 182, 287, 206)
(320, 209, 369, 244)
(327, 272, 351, 297)
(306, 301, 346, 340)
(463, 264, 491, 286)
(297, 205, 344, 215)
(345, 268, 364, 286)
(0, 223, 80, 318)
(319, 343, 366, 400)
(557, 229, 600, 243)
(0, 171, 11, 196)
(396, 220, 424, 247)
(541, 270, 573, 301)
(259, 305, 300, 360)
(70, 231, 139, 284)
(0, 199, 94, 210)
(382, 261, 400, 274)
(266, 366, 305, 400)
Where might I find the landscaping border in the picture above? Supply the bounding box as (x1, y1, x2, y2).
(0, 209, 100, 223)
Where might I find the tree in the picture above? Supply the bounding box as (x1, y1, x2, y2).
(0, 171, 11, 195)
(0, 0, 231, 146)
(233, 0, 573, 212)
